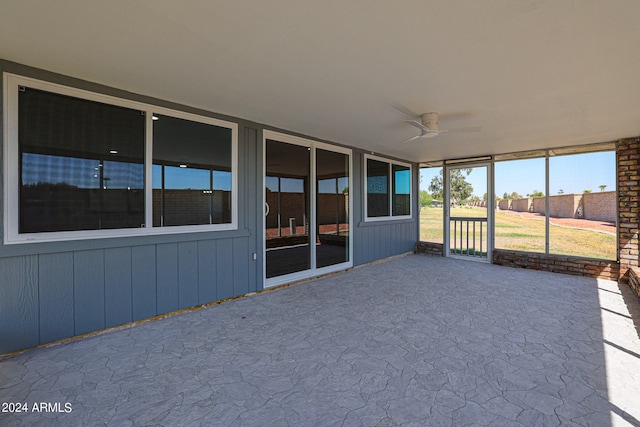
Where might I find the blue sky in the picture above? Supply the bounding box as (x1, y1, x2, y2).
(420, 151, 616, 198)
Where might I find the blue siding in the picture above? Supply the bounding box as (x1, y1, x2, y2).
(178, 241, 199, 309)
(131, 245, 157, 321)
(0, 256, 39, 354)
(105, 247, 133, 328)
(197, 240, 217, 304)
(74, 250, 105, 335)
(233, 238, 250, 296)
(39, 252, 74, 344)
(156, 243, 179, 314)
(216, 239, 235, 300)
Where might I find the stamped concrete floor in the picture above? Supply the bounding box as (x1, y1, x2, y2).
(1, 254, 640, 426)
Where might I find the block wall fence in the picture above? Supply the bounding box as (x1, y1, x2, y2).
(499, 192, 616, 222)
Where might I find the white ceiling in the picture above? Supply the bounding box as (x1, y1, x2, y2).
(1, 1, 639, 163)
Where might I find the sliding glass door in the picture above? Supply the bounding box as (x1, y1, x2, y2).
(265, 132, 351, 286)
(265, 140, 311, 278)
(316, 149, 350, 268)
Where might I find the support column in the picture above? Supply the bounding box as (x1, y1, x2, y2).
(617, 137, 640, 280)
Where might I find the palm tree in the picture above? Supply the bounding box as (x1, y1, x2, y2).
(599, 184, 607, 192)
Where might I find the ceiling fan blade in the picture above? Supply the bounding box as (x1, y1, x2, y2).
(405, 120, 429, 132)
(447, 126, 482, 133)
(399, 134, 423, 144)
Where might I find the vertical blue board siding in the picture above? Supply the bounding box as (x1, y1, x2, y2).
(131, 245, 157, 321)
(39, 252, 74, 344)
(197, 240, 217, 304)
(74, 250, 105, 335)
(354, 221, 416, 266)
(156, 243, 179, 314)
(0, 256, 38, 354)
(233, 238, 249, 296)
(178, 241, 199, 309)
(216, 239, 234, 300)
(104, 247, 133, 328)
(245, 126, 260, 293)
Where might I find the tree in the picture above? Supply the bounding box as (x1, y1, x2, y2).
(558, 189, 564, 195)
(420, 190, 433, 208)
(583, 189, 592, 193)
(599, 184, 607, 192)
(428, 171, 444, 200)
(502, 191, 522, 200)
(529, 190, 544, 198)
(429, 168, 473, 205)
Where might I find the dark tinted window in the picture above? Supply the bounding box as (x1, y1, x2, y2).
(18, 88, 145, 233)
(367, 159, 390, 217)
(152, 114, 232, 226)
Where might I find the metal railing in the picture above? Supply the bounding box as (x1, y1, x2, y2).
(449, 216, 488, 258)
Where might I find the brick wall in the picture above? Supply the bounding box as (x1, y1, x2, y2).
(498, 199, 511, 210)
(493, 249, 619, 281)
(582, 191, 616, 222)
(532, 196, 545, 214)
(152, 189, 231, 226)
(511, 198, 531, 212)
(415, 241, 444, 256)
(510, 193, 615, 221)
(549, 194, 582, 218)
(618, 137, 640, 279)
(532, 194, 581, 218)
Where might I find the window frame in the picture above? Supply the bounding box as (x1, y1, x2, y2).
(363, 154, 413, 222)
(492, 144, 617, 260)
(3, 73, 238, 244)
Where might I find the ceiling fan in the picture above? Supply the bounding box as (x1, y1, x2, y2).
(400, 112, 481, 143)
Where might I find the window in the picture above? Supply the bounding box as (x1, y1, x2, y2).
(492, 145, 616, 260)
(4, 74, 237, 243)
(494, 156, 546, 253)
(18, 87, 145, 233)
(365, 155, 412, 220)
(549, 150, 616, 260)
(419, 165, 444, 243)
(152, 114, 232, 227)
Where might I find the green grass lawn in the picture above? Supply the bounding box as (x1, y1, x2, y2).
(420, 207, 616, 260)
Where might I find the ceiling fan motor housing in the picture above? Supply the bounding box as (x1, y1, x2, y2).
(421, 112, 439, 131)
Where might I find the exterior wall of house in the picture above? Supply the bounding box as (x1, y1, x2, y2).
(618, 137, 640, 280)
(0, 61, 418, 354)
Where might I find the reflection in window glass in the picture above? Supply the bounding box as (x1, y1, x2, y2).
(549, 151, 616, 259)
(316, 149, 350, 268)
(265, 140, 310, 278)
(18, 87, 145, 233)
(419, 167, 443, 243)
(392, 165, 411, 216)
(152, 114, 232, 227)
(494, 157, 545, 253)
(367, 159, 389, 217)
